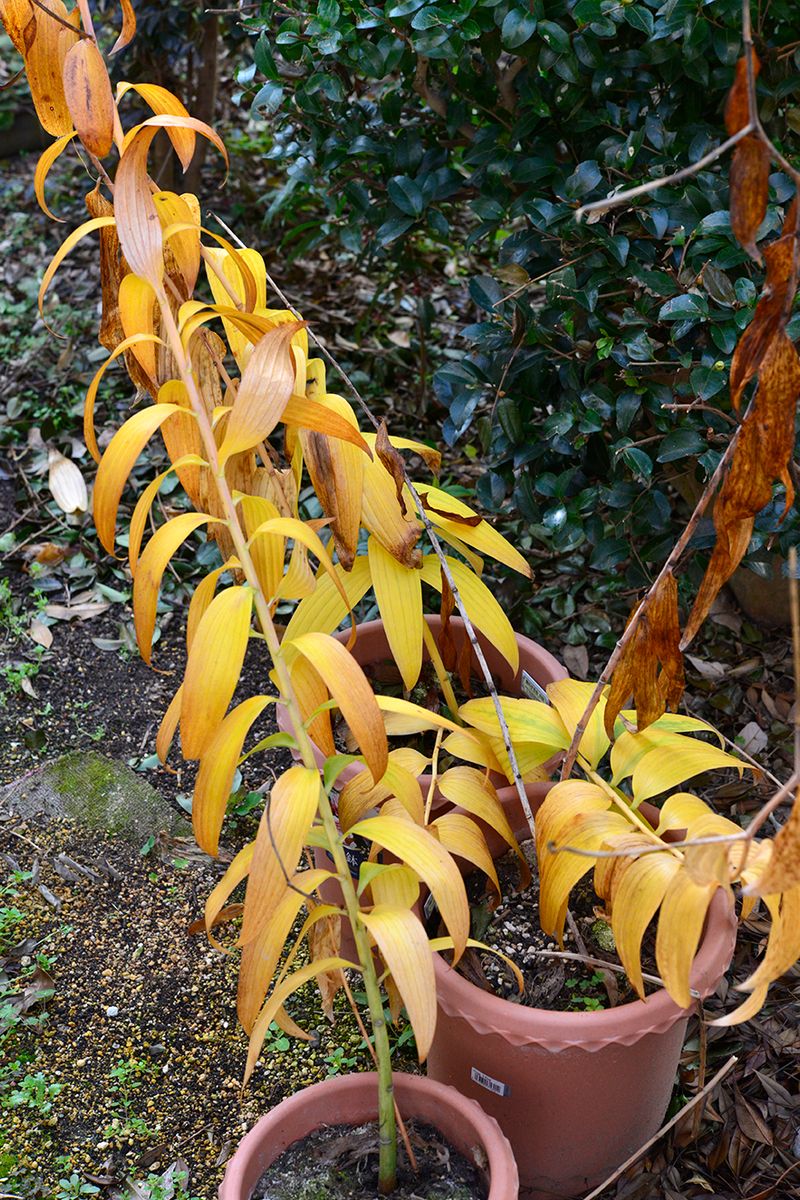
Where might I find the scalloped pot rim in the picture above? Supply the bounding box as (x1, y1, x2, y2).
(433, 887, 737, 1052)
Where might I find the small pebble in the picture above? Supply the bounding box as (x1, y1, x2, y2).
(106, 1005, 119, 1017)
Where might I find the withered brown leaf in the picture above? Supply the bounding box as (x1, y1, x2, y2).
(730, 228, 799, 408)
(729, 136, 770, 264)
(684, 333, 800, 645)
(604, 570, 684, 737)
(749, 789, 800, 896)
(375, 419, 407, 517)
(309, 912, 343, 1020)
(438, 567, 457, 672)
(724, 52, 760, 136)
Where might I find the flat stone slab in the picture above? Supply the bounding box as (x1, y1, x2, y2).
(1, 750, 189, 841)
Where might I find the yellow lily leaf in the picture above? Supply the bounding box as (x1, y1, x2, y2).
(360, 438, 422, 568)
(368, 864, 420, 909)
(186, 560, 236, 652)
(350, 814, 468, 959)
(414, 482, 531, 578)
(156, 684, 183, 763)
(368, 536, 423, 691)
(111, 0, 136, 54)
(436, 766, 522, 858)
(360, 905, 437, 1060)
(240, 495, 283, 600)
(133, 513, 215, 661)
(156, 192, 201, 295)
(655, 872, 719, 1008)
(746, 790, 800, 896)
(84, 334, 164, 464)
(34, 130, 77, 222)
(290, 633, 388, 783)
(632, 742, 746, 805)
(204, 841, 254, 947)
(538, 808, 630, 943)
(740, 885, 800, 994)
(24, 0, 78, 136)
(441, 730, 505, 776)
(547, 679, 610, 770)
(420, 555, 519, 674)
(181, 586, 253, 760)
(607, 850, 681, 998)
(249, 517, 353, 625)
(116, 80, 195, 170)
(194, 696, 273, 856)
(129, 454, 206, 575)
(39, 215, 116, 325)
(93, 404, 182, 554)
(459, 695, 568, 750)
(282, 558, 372, 651)
(375, 695, 465, 737)
(239, 766, 321, 947)
(238, 868, 331, 1033)
(300, 394, 365, 570)
(219, 323, 298, 461)
(288, 652, 336, 757)
(432, 813, 500, 896)
(245, 955, 355, 1085)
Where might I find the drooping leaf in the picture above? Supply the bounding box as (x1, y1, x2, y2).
(181, 586, 254, 759)
(631, 741, 745, 805)
(368, 535, 423, 691)
(729, 136, 769, 263)
(290, 632, 388, 782)
(359, 905, 436, 1059)
(194, 696, 273, 856)
(93, 404, 182, 553)
(219, 323, 299, 461)
(239, 766, 322, 947)
(34, 129, 77, 221)
(134, 513, 218, 661)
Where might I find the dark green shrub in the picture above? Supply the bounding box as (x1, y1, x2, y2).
(240, 0, 800, 634)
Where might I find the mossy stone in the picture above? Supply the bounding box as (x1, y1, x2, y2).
(2, 751, 189, 841)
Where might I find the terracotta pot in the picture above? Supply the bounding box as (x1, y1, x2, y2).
(218, 1070, 519, 1200)
(427, 819, 737, 1200)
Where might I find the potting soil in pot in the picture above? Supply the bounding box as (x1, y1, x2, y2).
(447, 840, 660, 1012)
(251, 1118, 487, 1200)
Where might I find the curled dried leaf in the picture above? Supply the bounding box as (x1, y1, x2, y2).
(729, 136, 770, 264)
(604, 571, 684, 737)
(376, 419, 408, 517)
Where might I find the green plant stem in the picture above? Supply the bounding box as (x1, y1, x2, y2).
(156, 292, 398, 1193)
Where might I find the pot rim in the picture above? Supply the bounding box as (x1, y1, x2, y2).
(433, 887, 736, 1051)
(218, 1070, 519, 1199)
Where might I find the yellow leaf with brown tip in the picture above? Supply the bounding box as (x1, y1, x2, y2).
(219, 324, 298, 461)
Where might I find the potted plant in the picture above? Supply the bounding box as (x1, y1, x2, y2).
(7, 4, 800, 1200)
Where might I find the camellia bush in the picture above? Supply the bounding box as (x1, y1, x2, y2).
(242, 0, 800, 612)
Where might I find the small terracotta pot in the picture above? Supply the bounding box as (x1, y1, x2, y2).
(218, 1070, 519, 1199)
(427, 797, 737, 1200)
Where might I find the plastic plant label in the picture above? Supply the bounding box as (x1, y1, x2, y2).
(521, 670, 549, 704)
(471, 1067, 511, 1098)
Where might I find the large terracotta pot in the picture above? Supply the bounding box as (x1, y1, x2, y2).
(218, 1070, 519, 1200)
(427, 870, 736, 1200)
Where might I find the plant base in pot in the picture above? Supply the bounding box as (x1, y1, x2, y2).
(218, 1071, 519, 1200)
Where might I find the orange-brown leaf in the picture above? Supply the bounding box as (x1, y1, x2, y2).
(219, 323, 299, 461)
(724, 53, 759, 136)
(749, 789, 800, 895)
(730, 233, 799, 410)
(604, 570, 684, 737)
(375, 419, 408, 516)
(62, 38, 115, 158)
(684, 334, 800, 646)
(110, 0, 135, 54)
(24, 0, 78, 136)
(729, 135, 770, 263)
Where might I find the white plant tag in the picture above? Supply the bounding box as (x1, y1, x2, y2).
(471, 1067, 511, 1098)
(521, 670, 549, 705)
